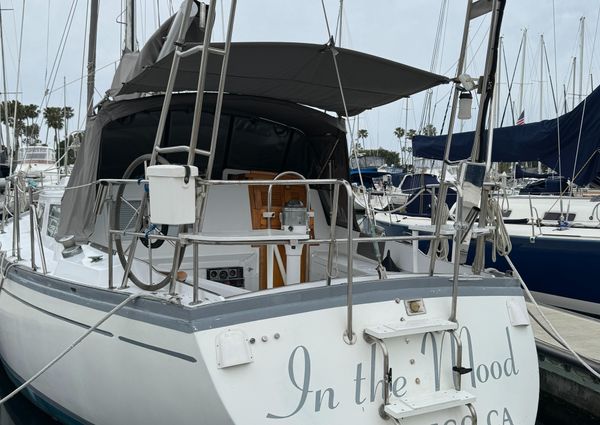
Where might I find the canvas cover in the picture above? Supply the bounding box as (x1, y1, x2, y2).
(109, 9, 448, 115)
(57, 94, 351, 242)
(412, 85, 600, 185)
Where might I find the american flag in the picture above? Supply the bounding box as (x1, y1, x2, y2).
(516, 111, 525, 125)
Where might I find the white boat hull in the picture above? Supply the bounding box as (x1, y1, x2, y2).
(0, 267, 539, 424)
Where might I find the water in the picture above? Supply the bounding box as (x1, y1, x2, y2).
(0, 360, 596, 424)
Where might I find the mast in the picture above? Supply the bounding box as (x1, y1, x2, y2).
(572, 56, 576, 110)
(124, 0, 136, 53)
(0, 7, 10, 151)
(86, 0, 99, 118)
(404, 97, 408, 167)
(579, 16, 585, 103)
(539, 35, 544, 121)
(63, 76, 68, 175)
(428, 0, 504, 278)
(495, 36, 502, 128)
(518, 28, 526, 118)
(538, 35, 544, 174)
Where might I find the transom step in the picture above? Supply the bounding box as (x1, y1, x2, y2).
(384, 389, 475, 419)
(364, 318, 457, 339)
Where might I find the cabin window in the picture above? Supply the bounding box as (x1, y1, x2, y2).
(47, 204, 61, 237)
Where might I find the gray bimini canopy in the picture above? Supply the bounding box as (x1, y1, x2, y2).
(110, 10, 449, 115)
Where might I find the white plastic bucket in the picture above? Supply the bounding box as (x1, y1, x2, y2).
(146, 164, 198, 224)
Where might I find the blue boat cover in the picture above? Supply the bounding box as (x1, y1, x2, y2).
(412, 85, 600, 185)
(514, 164, 555, 179)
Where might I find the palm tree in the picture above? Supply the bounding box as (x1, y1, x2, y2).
(62, 106, 74, 132)
(43, 107, 64, 149)
(356, 128, 368, 151)
(393, 127, 405, 139)
(394, 127, 407, 165)
(23, 123, 40, 144)
(423, 124, 437, 136)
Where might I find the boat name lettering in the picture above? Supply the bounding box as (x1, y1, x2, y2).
(266, 345, 340, 419)
(422, 326, 519, 390)
(266, 327, 519, 419)
(430, 407, 514, 425)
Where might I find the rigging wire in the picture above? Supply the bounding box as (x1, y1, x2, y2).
(418, 0, 448, 134)
(499, 36, 523, 126)
(588, 7, 600, 77)
(11, 0, 25, 151)
(44, 0, 50, 90)
(334, 0, 343, 44)
(569, 96, 588, 197)
(36, 0, 79, 128)
(551, 0, 564, 216)
(318, 0, 385, 272)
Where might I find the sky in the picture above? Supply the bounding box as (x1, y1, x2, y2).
(1, 0, 600, 153)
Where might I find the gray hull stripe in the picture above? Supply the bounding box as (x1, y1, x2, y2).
(118, 336, 197, 363)
(6, 266, 524, 333)
(2, 288, 114, 337)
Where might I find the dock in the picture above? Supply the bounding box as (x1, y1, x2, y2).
(528, 303, 600, 419)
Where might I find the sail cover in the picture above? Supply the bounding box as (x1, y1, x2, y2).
(412, 85, 600, 185)
(110, 13, 448, 115)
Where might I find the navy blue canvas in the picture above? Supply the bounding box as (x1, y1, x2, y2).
(412, 86, 600, 185)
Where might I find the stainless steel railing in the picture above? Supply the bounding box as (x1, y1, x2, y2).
(107, 176, 453, 344)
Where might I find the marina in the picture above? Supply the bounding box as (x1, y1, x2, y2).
(0, 0, 597, 424)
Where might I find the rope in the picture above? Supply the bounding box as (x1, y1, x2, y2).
(0, 292, 143, 406)
(486, 196, 512, 262)
(427, 202, 449, 260)
(504, 255, 600, 380)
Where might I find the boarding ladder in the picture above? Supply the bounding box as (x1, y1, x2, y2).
(120, 0, 237, 289)
(362, 0, 506, 421)
(363, 317, 476, 421)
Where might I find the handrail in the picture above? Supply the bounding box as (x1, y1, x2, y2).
(28, 186, 35, 270)
(111, 176, 452, 345)
(266, 171, 311, 228)
(199, 177, 356, 342)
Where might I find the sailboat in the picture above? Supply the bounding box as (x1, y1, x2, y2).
(388, 71, 600, 316)
(0, 1, 539, 424)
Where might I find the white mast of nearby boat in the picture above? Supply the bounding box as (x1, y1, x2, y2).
(538, 34, 544, 174)
(579, 16, 585, 103)
(0, 7, 11, 152)
(572, 56, 577, 109)
(518, 28, 526, 119)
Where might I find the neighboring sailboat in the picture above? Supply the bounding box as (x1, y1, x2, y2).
(390, 77, 600, 316)
(0, 1, 539, 424)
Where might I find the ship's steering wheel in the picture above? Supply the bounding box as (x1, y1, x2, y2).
(112, 154, 187, 291)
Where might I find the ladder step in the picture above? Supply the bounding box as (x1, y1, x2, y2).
(364, 318, 457, 339)
(384, 389, 475, 419)
(155, 146, 211, 157)
(177, 45, 226, 58)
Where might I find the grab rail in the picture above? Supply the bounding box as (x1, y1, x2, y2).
(110, 176, 454, 345)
